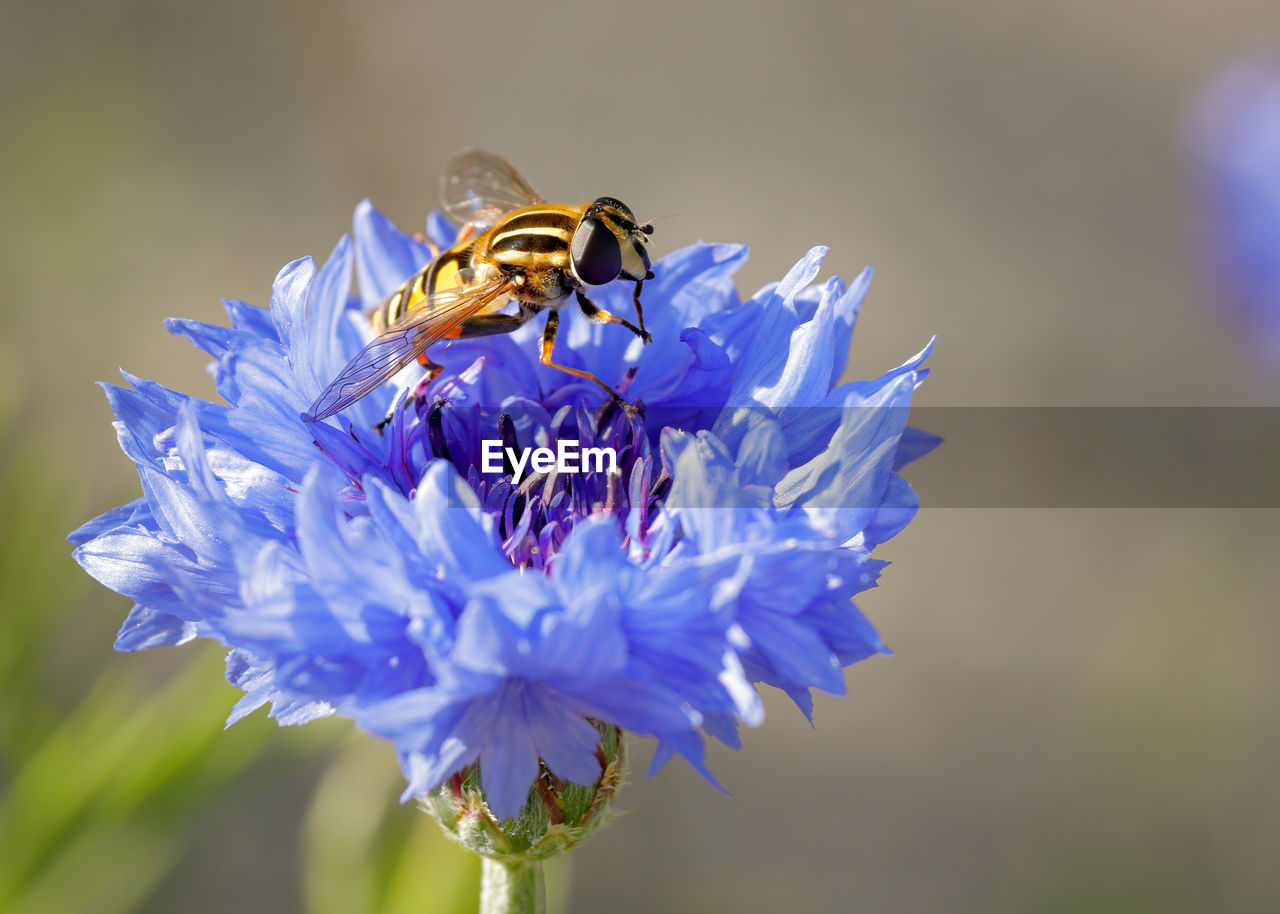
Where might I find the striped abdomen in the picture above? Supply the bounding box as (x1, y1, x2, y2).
(369, 203, 585, 333)
(370, 244, 477, 334)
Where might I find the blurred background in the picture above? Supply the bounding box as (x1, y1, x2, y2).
(3, 0, 1280, 911)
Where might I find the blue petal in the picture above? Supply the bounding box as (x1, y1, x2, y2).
(73, 527, 209, 611)
(480, 692, 541, 820)
(538, 603, 628, 686)
(720, 246, 826, 408)
(276, 653, 365, 698)
(524, 689, 607, 786)
(353, 199, 432, 310)
(225, 648, 335, 727)
(799, 598, 889, 668)
(662, 428, 772, 552)
(777, 338, 934, 468)
(426, 209, 459, 251)
(100, 380, 176, 468)
(733, 415, 789, 487)
(364, 468, 511, 584)
(773, 373, 917, 542)
(648, 243, 748, 334)
(738, 607, 845, 696)
(114, 605, 199, 651)
(863, 474, 920, 547)
(894, 426, 943, 470)
(648, 730, 728, 793)
(743, 274, 844, 408)
(136, 465, 223, 559)
(164, 318, 247, 362)
(549, 516, 633, 605)
(67, 498, 149, 546)
(826, 267, 871, 388)
(268, 257, 318, 382)
(223, 298, 278, 339)
(359, 686, 477, 755)
(306, 235, 357, 391)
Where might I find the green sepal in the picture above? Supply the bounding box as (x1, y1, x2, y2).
(419, 723, 626, 863)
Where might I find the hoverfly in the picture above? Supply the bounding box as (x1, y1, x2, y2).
(302, 150, 654, 425)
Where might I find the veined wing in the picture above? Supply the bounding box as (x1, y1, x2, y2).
(439, 149, 545, 233)
(303, 266, 512, 423)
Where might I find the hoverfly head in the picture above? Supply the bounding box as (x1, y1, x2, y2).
(575, 197, 652, 286)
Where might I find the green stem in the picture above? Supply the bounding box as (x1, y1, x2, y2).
(479, 857, 545, 914)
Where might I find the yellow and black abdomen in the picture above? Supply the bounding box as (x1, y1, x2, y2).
(370, 243, 477, 333)
(370, 203, 586, 333)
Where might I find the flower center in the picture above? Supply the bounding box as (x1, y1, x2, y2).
(414, 398, 669, 571)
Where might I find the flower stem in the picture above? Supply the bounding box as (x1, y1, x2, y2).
(480, 857, 546, 914)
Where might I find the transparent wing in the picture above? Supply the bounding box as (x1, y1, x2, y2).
(439, 149, 545, 232)
(303, 267, 513, 423)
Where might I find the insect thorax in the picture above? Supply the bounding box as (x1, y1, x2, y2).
(481, 206, 579, 271)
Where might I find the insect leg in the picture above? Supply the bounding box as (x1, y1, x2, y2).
(631, 279, 650, 341)
(539, 311, 637, 414)
(452, 310, 535, 339)
(576, 291, 652, 344)
(374, 358, 444, 435)
(371, 307, 532, 434)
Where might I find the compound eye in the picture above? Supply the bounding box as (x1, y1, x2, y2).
(570, 217, 623, 286)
